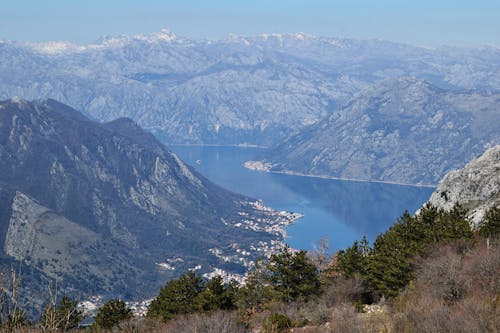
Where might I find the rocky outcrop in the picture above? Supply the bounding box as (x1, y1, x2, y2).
(4, 191, 48, 259)
(427, 145, 500, 226)
(4, 191, 139, 291)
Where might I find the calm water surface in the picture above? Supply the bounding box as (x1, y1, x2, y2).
(170, 146, 434, 253)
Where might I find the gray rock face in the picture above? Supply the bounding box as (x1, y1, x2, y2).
(4, 191, 46, 259)
(4, 191, 138, 292)
(1, 31, 500, 145)
(254, 78, 500, 185)
(0, 98, 295, 307)
(427, 145, 500, 226)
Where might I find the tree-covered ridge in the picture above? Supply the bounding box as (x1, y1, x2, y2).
(353, 204, 473, 298)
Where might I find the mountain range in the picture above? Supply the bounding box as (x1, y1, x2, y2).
(0, 98, 296, 313)
(1, 30, 500, 147)
(247, 78, 500, 185)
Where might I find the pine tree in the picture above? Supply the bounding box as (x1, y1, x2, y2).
(195, 276, 238, 312)
(365, 205, 473, 298)
(266, 246, 320, 302)
(478, 206, 500, 240)
(147, 271, 204, 321)
(93, 299, 132, 330)
(335, 236, 370, 278)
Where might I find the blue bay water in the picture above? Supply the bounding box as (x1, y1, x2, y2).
(170, 146, 434, 253)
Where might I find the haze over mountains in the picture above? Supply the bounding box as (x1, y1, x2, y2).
(1, 29, 499, 148)
(0, 98, 295, 312)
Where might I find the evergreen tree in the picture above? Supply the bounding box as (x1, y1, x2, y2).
(94, 299, 132, 330)
(335, 236, 370, 278)
(365, 205, 473, 298)
(266, 246, 320, 302)
(195, 276, 239, 312)
(421, 203, 472, 243)
(235, 259, 276, 314)
(478, 206, 500, 240)
(147, 271, 204, 321)
(366, 221, 418, 298)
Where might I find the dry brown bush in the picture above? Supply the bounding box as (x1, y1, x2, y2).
(302, 276, 365, 326)
(320, 276, 365, 308)
(462, 241, 500, 297)
(416, 246, 468, 303)
(327, 304, 364, 333)
(88, 311, 244, 333)
(2, 311, 244, 333)
(163, 310, 245, 333)
(249, 275, 366, 330)
(390, 241, 500, 333)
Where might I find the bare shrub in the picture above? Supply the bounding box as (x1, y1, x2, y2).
(38, 281, 83, 333)
(94, 312, 244, 333)
(290, 327, 326, 333)
(164, 310, 245, 333)
(416, 246, 468, 303)
(327, 304, 364, 333)
(391, 291, 451, 333)
(320, 276, 365, 308)
(462, 242, 500, 297)
(390, 241, 500, 332)
(249, 276, 366, 329)
(264, 301, 308, 326)
(107, 317, 163, 333)
(268, 302, 369, 333)
(1, 263, 29, 332)
(300, 298, 332, 326)
(392, 293, 499, 333)
(308, 238, 331, 275)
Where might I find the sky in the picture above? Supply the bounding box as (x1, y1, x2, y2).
(1, 0, 499, 47)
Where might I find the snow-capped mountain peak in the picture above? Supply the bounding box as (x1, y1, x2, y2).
(123, 29, 180, 44)
(147, 28, 178, 42)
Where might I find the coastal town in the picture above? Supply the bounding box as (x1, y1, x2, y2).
(79, 200, 303, 316)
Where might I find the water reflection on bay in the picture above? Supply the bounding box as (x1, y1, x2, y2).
(169, 145, 434, 252)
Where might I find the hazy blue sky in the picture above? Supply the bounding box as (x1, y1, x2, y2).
(1, 0, 499, 47)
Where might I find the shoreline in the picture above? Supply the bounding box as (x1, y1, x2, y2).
(243, 161, 436, 188)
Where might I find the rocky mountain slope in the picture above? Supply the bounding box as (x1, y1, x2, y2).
(427, 145, 500, 225)
(249, 78, 500, 185)
(0, 98, 296, 311)
(1, 30, 500, 145)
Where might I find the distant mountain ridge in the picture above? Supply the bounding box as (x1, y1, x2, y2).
(0, 98, 296, 312)
(1, 30, 500, 146)
(248, 78, 500, 185)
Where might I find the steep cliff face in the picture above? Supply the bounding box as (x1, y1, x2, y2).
(427, 145, 500, 226)
(4, 191, 47, 259)
(252, 78, 500, 185)
(0, 98, 296, 306)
